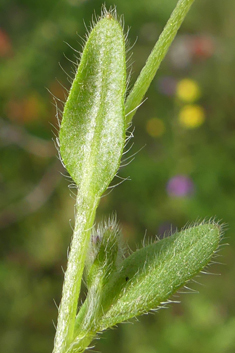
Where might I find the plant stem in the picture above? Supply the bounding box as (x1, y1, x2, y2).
(125, 0, 196, 123)
(53, 193, 99, 353)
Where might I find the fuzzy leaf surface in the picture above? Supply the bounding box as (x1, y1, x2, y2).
(59, 15, 126, 197)
(96, 223, 221, 330)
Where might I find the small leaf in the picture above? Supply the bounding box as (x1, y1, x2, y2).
(65, 217, 125, 353)
(59, 13, 126, 198)
(72, 219, 124, 342)
(95, 222, 221, 330)
(85, 217, 124, 288)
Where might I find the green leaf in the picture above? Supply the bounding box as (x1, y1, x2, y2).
(59, 13, 126, 199)
(85, 217, 124, 288)
(67, 219, 124, 353)
(96, 222, 221, 330)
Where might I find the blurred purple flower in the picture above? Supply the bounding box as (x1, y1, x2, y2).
(166, 175, 194, 197)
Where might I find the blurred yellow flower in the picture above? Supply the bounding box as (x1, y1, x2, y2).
(176, 78, 201, 102)
(146, 118, 165, 137)
(179, 104, 205, 129)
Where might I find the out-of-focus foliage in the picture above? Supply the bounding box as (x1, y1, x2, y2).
(0, 0, 235, 352)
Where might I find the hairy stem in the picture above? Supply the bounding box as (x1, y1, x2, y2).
(53, 194, 99, 353)
(125, 0, 195, 123)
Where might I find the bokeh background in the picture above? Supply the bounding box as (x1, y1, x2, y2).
(1, 0, 235, 352)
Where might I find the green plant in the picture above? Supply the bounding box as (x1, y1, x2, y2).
(53, 1, 222, 353)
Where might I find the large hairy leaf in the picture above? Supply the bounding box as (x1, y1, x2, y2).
(59, 14, 126, 199)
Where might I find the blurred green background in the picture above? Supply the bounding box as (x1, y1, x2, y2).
(1, 0, 235, 352)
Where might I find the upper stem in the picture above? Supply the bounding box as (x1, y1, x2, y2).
(125, 0, 196, 123)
